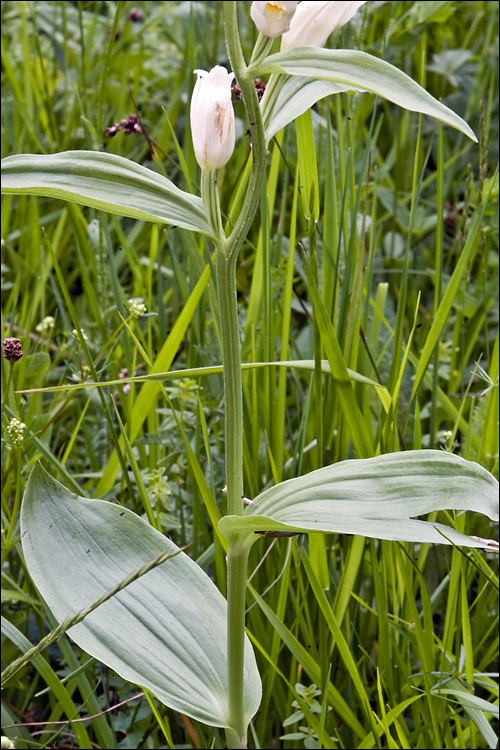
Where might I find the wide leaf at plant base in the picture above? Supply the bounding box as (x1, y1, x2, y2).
(219, 451, 498, 547)
(20, 462, 261, 730)
(1, 150, 214, 237)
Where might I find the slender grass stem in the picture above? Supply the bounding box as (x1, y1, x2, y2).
(0, 361, 15, 425)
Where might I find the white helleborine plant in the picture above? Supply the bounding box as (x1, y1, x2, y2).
(250, 1, 298, 37)
(190, 65, 235, 172)
(2, 3, 497, 750)
(281, 0, 367, 50)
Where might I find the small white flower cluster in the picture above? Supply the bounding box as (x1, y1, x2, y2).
(72, 328, 88, 341)
(127, 298, 147, 318)
(1, 735, 15, 749)
(36, 316, 55, 336)
(147, 468, 171, 506)
(7, 417, 26, 447)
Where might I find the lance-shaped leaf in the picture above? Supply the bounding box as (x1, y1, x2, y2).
(251, 48, 477, 142)
(1, 151, 214, 237)
(219, 451, 498, 548)
(261, 75, 359, 143)
(20, 462, 261, 729)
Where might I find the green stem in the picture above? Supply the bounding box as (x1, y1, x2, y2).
(216, 237, 251, 750)
(0, 361, 15, 425)
(249, 33, 274, 67)
(216, 249, 243, 516)
(223, 2, 268, 260)
(209, 6, 270, 746)
(201, 170, 225, 249)
(200, 94, 250, 750)
(225, 534, 253, 749)
(1, 446, 22, 570)
(200, 166, 242, 518)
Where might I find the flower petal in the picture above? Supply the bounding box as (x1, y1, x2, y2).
(281, 0, 367, 50)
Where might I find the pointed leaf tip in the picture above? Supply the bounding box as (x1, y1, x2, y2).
(255, 49, 477, 142)
(220, 451, 498, 547)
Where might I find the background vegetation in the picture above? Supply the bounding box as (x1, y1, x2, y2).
(1, 1, 498, 748)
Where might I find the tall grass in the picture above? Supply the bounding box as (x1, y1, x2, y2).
(1, 1, 498, 748)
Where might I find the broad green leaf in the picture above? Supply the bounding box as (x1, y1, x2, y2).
(219, 451, 498, 548)
(21, 462, 261, 730)
(1, 151, 214, 237)
(21, 351, 51, 388)
(252, 48, 477, 141)
(376, 186, 437, 236)
(262, 75, 357, 143)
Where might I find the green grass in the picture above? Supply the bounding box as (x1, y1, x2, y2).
(1, 1, 498, 748)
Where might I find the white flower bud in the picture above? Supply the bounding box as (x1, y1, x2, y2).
(281, 0, 367, 50)
(250, 1, 298, 38)
(190, 66, 235, 172)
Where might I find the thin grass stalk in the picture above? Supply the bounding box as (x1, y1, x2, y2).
(44, 233, 140, 502)
(275, 169, 299, 479)
(429, 125, 444, 448)
(260, 185, 272, 478)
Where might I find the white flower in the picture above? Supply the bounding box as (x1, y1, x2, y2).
(250, 1, 298, 38)
(72, 328, 88, 341)
(281, 0, 367, 50)
(127, 298, 147, 317)
(190, 66, 235, 171)
(7, 417, 26, 446)
(36, 316, 55, 335)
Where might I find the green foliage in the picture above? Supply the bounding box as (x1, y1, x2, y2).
(280, 683, 328, 748)
(18, 462, 261, 728)
(1, 1, 498, 748)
